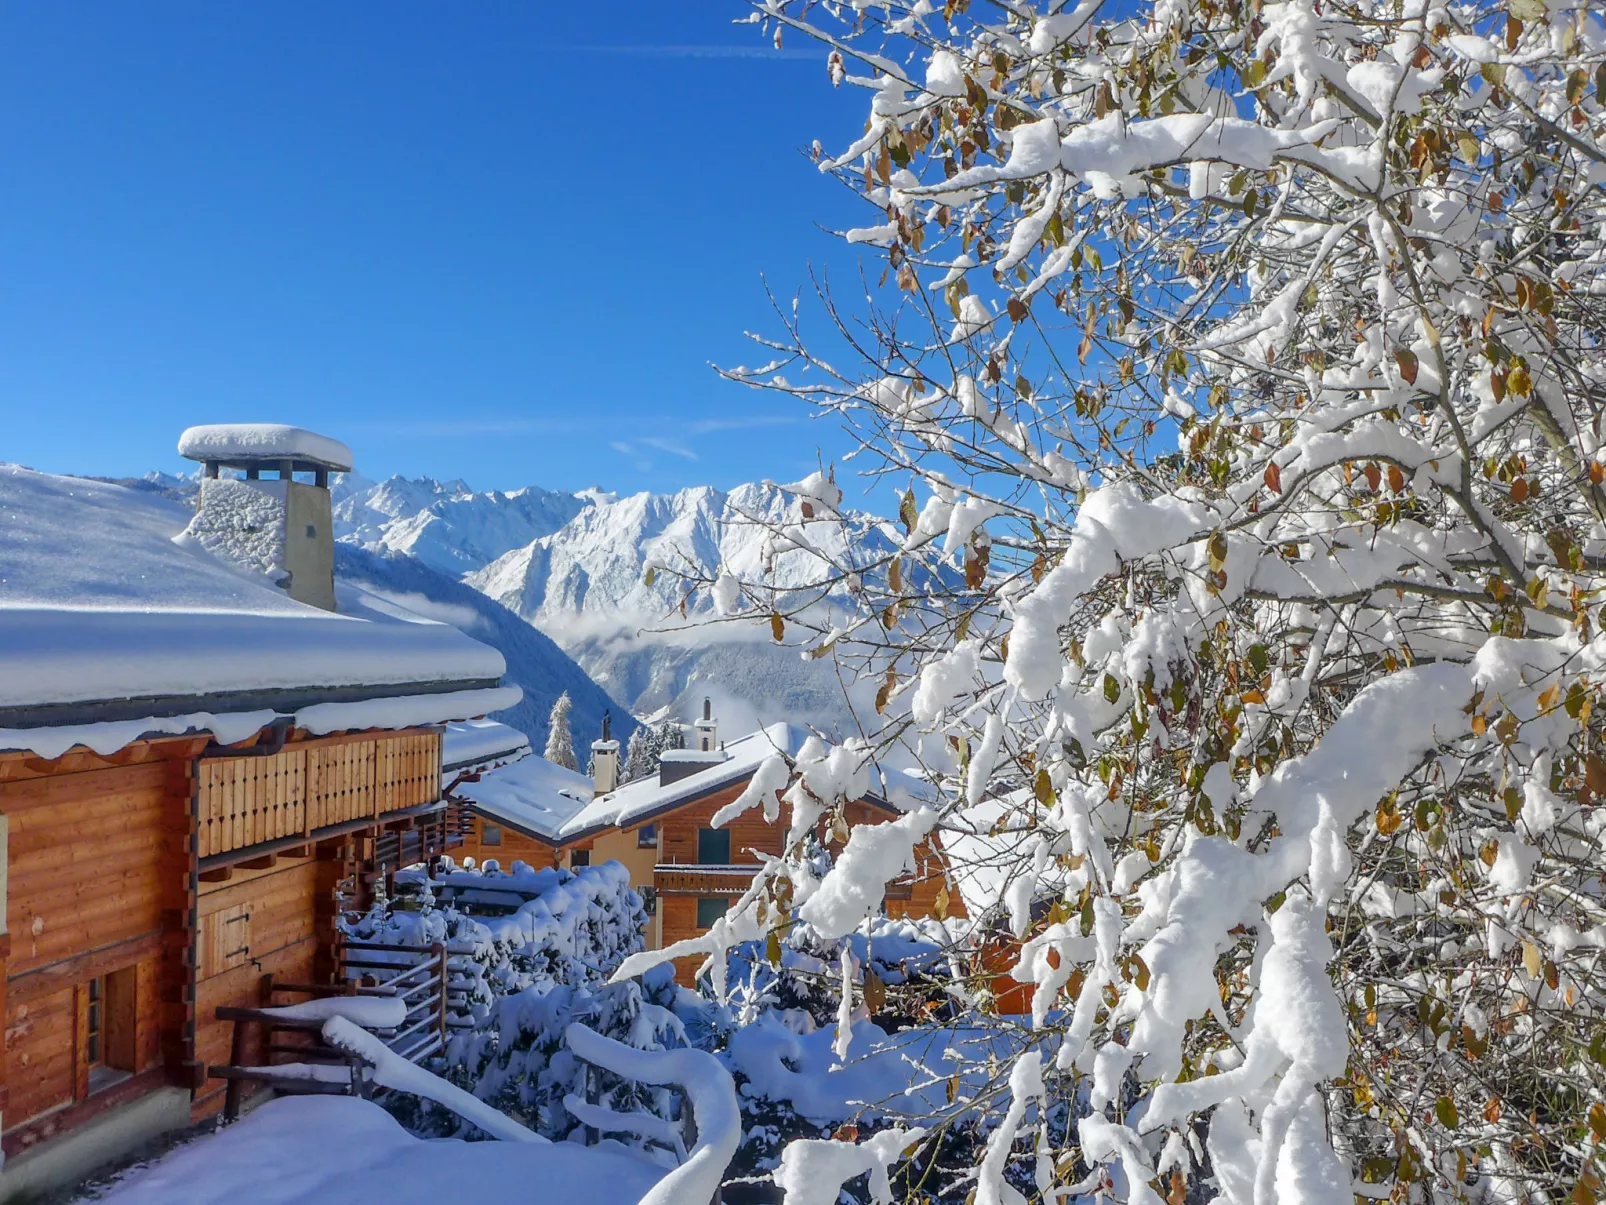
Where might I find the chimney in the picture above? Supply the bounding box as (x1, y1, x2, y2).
(591, 711, 620, 796)
(694, 696, 717, 753)
(177, 424, 352, 612)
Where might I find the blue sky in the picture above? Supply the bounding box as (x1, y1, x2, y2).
(0, 4, 877, 497)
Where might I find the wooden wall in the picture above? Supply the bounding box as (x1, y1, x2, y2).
(191, 855, 321, 1120)
(649, 782, 961, 985)
(453, 815, 559, 872)
(0, 742, 195, 1153)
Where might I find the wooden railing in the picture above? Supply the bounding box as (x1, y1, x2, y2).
(653, 864, 759, 896)
(196, 730, 442, 859)
(335, 941, 450, 1064)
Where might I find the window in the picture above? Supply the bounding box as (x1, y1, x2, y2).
(637, 823, 658, 849)
(640, 885, 657, 916)
(85, 976, 102, 1068)
(696, 897, 729, 929)
(481, 823, 503, 847)
(80, 967, 137, 1097)
(569, 849, 590, 867)
(696, 828, 730, 865)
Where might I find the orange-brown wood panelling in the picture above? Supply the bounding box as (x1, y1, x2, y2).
(191, 856, 319, 1120)
(1, 750, 191, 1137)
(453, 815, 560, 872)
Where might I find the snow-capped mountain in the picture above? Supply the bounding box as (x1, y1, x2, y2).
(334, 475, 890, 734)
(332, 474, 592, 577)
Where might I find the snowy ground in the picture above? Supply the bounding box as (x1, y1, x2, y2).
(80, 1096, 665, 1205)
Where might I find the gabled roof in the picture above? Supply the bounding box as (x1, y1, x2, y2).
(0, 465, 515, 758)
(451, 753, 597, 843)
(556, 722, 812, 841)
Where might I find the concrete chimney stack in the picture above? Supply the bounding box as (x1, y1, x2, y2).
(591, 711, 620, 796)
(693, 696, 717, 753)
(177, 424, 352, 612)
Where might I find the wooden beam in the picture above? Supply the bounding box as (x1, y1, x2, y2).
(238, 855, 278, 871)
(200, 866, 234, 883)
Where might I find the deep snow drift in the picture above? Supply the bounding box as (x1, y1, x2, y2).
(86, 1096, 664, 1205)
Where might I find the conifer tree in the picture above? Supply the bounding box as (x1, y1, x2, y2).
(542, 692, 576, 771)
(655, 717, 684, 754)
(621, 725, 654, 784)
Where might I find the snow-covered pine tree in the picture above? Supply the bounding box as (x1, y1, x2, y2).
(621, 724, 654, 784)
(609, 4, 1606, 1203)
(543, 691, 577, 771)
(655, 717, 684, 754)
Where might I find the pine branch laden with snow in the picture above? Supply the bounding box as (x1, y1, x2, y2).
(545, 691, 578, 771)
(635, 3, 1606, 1202)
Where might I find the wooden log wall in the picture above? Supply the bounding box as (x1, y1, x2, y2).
(451, 815, 560, 873)
(0, 742, 196, 1153)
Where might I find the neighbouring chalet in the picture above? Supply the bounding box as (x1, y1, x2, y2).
(447, 701, 962, 984)
(0, 426, 519, 1200)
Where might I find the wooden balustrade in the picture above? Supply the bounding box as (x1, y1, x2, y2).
(196, 730, 442, 859)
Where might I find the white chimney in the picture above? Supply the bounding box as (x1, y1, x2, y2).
(591, 711, 620, 796)
(694, 696, 717, 753)
(177, 424, 353, 612)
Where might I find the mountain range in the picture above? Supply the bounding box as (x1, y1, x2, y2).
(329, 474, 884, 735)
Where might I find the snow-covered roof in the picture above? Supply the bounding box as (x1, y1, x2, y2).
(0, 465, 515, 757)
(661, 748, 726, 764)
(452, 753, 597, 842)
(442, 719, 532, 776)
(558, 722, 811, 838)
(177, 423, 354, 472)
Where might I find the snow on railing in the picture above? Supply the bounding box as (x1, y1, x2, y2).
(322, 1016, 545, 1144)
(565, 1023, 738, 1205)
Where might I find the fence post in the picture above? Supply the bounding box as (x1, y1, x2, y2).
(434, 941, 449, 1042)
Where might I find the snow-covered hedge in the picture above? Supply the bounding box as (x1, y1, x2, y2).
(344, 859, 706, 1154)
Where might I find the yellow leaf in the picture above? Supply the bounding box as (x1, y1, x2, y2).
(770, 611, 785, 643)
(934, 885, 950, 920)
(1522, 940, 1542, 978)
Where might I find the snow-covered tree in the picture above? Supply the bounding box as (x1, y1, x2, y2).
(622, 724, 657, 784)
(656, 717, 685, 755)
(614, 4, 1606, 1203)
(544, 691, 577, 771)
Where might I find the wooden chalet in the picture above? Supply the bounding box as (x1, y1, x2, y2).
(0, 430, 519, 1200)
(449, 702, 960, 985)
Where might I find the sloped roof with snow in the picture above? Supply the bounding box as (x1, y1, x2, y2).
(0, 465, 514, 757)
(442, 719, 532, 776)
(557, 722, 812, 839)
(451, 752, 598, 842)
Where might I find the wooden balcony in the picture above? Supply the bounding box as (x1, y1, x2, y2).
(653, 863, 759, 896)
(196, 729, 442, 860)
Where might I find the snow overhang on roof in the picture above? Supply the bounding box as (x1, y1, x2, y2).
(178, 423, 355, 474)
(443, 720, 533, 776)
